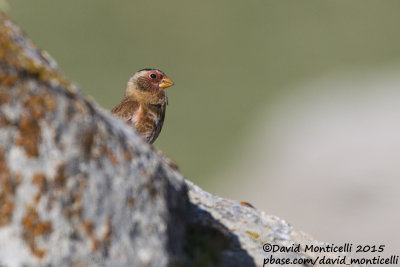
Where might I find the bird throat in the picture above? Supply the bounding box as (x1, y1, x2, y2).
(129, 88, 166, 106)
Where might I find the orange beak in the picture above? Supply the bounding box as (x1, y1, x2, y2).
(159, 76, 174, 88)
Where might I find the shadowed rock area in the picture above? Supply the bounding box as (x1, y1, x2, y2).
(0, 12, 362, 267)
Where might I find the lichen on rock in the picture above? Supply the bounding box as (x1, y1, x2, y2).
(0, 11, 364, 267)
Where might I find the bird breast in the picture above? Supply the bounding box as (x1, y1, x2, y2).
(133, 104, 164, 143)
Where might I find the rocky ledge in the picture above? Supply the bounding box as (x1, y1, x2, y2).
(0, 12, 361, 267)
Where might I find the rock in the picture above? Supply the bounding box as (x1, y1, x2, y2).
(0, 12, 187, 267)
(0, 12, 363, 267)
(187, 181, 366, 266)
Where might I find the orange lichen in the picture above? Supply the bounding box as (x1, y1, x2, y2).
(32, 172, 47, 204)
(53, 164, 67, 190)
(23, 94, 57, 120)
(123, 150, 132, 161)
(0, 13, 76, 93)
(21, 206, 53, 258)
(0, 75, 20, 86)
(82, 218, 112, 252)
(0, 147, 19, 226)
(16, 114, 41, 157)
(64, 178, 86, 220)
(103, 146, 118, 165)
(82, 220, 100, 251)
(0, 90, 10, 105)
(0, 115, 11, 127)
(0, 201, 13, 226)
(0, 91, 11, 128)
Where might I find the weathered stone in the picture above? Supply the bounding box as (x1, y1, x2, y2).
(0, 11, 364, 267)
(187, 181, 366, 266)
(0, 12, 187, 267)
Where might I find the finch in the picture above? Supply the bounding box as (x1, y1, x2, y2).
(111, 69, 174, 144)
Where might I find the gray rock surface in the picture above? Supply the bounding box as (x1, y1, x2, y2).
(187, 181, 366, 266)
(0, 12, 363, 267)
(0, 12, 187, 267)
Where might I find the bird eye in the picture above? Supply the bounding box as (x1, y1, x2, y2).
(150, 73, 157, 79)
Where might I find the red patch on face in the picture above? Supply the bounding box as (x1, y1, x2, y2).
(148, 70, 163, 81)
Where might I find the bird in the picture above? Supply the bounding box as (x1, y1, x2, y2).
(111, 69, 174, 144)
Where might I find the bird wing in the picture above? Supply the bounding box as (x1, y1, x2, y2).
(147, 102, 166, 144)
(111, 99, 140, 124)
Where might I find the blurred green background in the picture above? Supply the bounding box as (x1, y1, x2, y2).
(7, 0, 400, 189)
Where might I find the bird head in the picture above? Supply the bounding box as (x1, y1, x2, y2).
(125, 69, 174, 97)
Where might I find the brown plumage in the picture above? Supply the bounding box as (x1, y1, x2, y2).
(111, 69, 174, 144)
